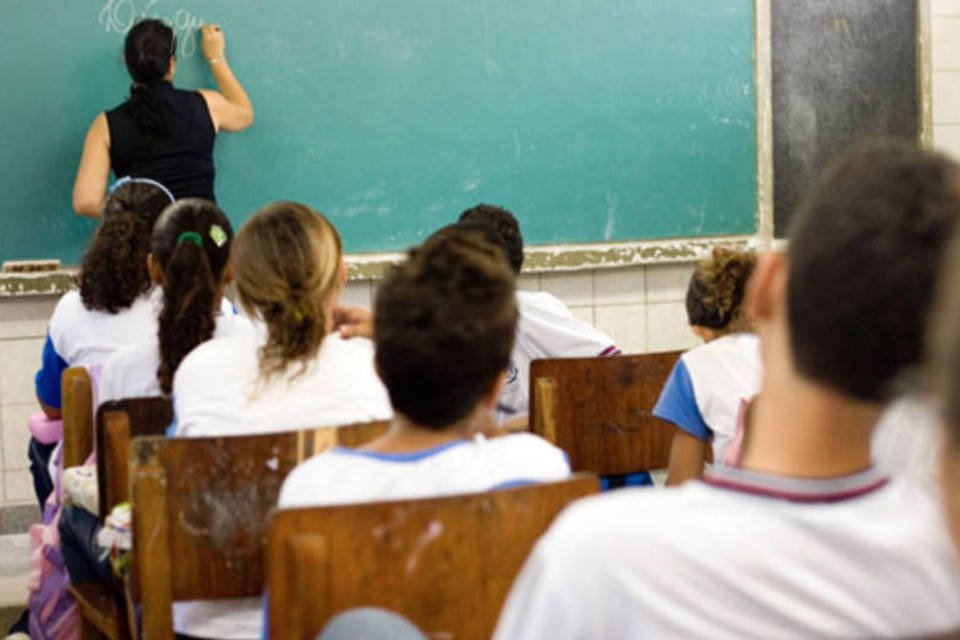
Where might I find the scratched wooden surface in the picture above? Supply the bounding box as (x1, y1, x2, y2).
(96, 398, 173, 519)
(266, 473, 600, 640)
(129, 418, 390, 636)
(530, 351, 682, 474)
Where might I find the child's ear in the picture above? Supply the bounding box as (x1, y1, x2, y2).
(746, 251, 787, 324)
(222, 262, 234, 285)
(146, 253, 164, 286)
(338, 258, 348, 289)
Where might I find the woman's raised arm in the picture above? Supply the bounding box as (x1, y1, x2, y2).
(198, 24, 254, 132)
(72, 112, 111, 217)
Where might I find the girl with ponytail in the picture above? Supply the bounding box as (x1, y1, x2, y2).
(98, 198, 252, 403)
(72, 18, 254, 217)
(652, 247, 762, 485)
(30, 179, 170, 513)
(59, 200, 250, 633)
(171, 201, 391, 437)
(168, 202, 390, 639)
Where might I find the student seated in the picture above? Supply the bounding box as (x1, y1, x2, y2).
(165, 202, 391, 639)
(457, 204, 618, 424)
(29, 179, 172, 506)
(59, 199, 252, 591)
(99, 198, 252, 403)
(494, 140, 960, 639)
(279, 226, 570, 509)
(171, 201, 392, 437)
(652, 247, 760, 484)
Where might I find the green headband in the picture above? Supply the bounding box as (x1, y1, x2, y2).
(177, 231, 203, 247)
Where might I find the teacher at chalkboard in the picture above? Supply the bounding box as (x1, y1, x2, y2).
(72, 19, 253, 217)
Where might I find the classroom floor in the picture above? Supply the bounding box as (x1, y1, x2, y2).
(0, 533, 30, 627)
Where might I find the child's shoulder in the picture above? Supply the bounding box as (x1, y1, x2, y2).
(516, 290, 572, 317)
(482, 432, 571, 475)
(684, 331, 759, 363)
(176, 333, 260, 377)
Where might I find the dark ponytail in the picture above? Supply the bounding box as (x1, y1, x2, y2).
(124, 19, 175, 135)
(151, 199, 233, 395)
(78, 181, 172, 312)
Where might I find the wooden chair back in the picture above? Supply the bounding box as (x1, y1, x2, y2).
(131, 420, 389, 639)
(266, 473, 600, 640)
(95, 397, 172, 519)
(530, 351, 682, 474)
(61, 366, 94, 468)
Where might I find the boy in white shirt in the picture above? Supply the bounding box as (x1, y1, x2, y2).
(280, 226, 569, 508)
(458, 204, 619, 425)
(495, 141, 960, 639)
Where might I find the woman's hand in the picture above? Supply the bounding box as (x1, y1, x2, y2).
(201, 24, 226, 63)
(333, 306, 374, 339)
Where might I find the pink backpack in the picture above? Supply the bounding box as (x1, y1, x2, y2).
(27, 366, 101, 639)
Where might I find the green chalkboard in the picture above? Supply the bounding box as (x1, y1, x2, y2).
(0, 0, 756, 265)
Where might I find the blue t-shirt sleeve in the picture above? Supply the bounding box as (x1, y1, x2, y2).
(34, 332, 68, 409)
(652, 359, 712, 441)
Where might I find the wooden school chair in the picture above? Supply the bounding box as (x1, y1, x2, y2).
(529, 351, 682, 475)
(130, 420, 389, 640)
(266, 473, 601, 640)
(61, 366, 95, 468)
(70, 398, 172, 640)
(95, 397, 173, 519)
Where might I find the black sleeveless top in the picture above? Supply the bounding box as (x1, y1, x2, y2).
(106, 82, 216, 201)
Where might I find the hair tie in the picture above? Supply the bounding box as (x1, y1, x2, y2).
(109, 176, 175, 203)
(177, 231, 203, 247)
(209, 224, 228, 248)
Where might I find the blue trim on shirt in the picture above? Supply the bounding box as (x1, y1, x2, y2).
(332, 439, 470, 463)
(166, 402, 178, 438)
(34, 332, 68, 409)
(489, 478, 537, 491)
(652, 359, 712, 441)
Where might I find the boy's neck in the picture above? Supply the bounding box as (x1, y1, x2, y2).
(361, 408, 489, 454)
(740, 367, 882, 479)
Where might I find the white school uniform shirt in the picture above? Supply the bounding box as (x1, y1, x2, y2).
(98, 310, 254, 404)
(495, 466, 960, 640)
(653, 332, 761, 463)
(499, 290, 619, 423)
(280, 432, 571, 508)
(871, 396, 943, 486)
(171, 332, 392, 438)
(34, 289, 161, 409)
(170, 332, 392, 639)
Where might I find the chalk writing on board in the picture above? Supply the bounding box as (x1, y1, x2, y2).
(97, 0, 204, 59)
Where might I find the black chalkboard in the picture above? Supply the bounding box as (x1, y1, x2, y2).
(772, 0, 918, 234)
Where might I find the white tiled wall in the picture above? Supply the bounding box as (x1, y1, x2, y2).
(934, 3, 960, 157)
(0, 297, 57, 507)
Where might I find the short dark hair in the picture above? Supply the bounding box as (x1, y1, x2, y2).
(459, 204, 524, 274)
(787, 139, 960, 402)
(375, 228, 518, 428)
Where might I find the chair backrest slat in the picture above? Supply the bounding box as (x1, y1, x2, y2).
(130, 419, 390, 637)
(530, 351, 682, 474)
(266, 473, 600, 640)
